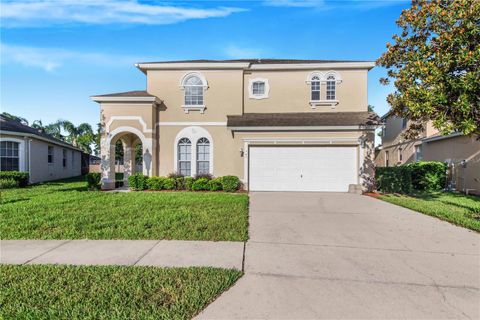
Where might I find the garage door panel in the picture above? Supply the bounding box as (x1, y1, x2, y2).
(249, 146, 358, 192)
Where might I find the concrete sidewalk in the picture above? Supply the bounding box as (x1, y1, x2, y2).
(0, 239, 245, 270)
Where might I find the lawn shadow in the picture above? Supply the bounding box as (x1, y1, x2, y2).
(0, 198, 30, 205)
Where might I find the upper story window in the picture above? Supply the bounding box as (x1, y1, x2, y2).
(306, 71, 342, 107)
(249, 78, 270, 99)
(180, 72, 208, 113)
(402, 118, 408, 129)
(0, 141, 19, 171)
(311, 76, 321, 101)
(326, 75, 336, 100)
(48, 146, 54, 164)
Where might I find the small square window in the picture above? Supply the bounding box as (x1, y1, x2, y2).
(252, 82, 265, 95)
(249, 78, 269, 99)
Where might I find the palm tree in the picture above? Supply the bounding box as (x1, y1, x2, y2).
(1, 112, 29, 125)
(32, 119, 64, 140)
(57, 120, 94, 153)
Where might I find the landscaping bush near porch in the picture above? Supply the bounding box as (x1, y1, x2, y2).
(127, 173, 241, 193)
(0, 264, 242, 319)
(376, 161, 446, 193)
(0, 171, 29, 188)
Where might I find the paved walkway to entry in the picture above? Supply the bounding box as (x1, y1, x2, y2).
(0, 239, 244, 270)
(197, 192, 480, 319)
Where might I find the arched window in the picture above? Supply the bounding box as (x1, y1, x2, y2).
(177, 138, 192, 176)
(196, 138, 210, 174)
(0, 141, 19, 171)
(184, 75, 204, 106)
(311, 75, 321, 101)
(326, 74, 336, 100)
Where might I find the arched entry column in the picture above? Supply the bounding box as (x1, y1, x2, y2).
(101, 126, 154, 189)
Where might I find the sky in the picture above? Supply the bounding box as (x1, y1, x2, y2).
(1, 0, 410, 128)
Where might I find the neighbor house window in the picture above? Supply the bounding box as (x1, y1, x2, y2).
(311, 75, 321, 101)
(398, 147, 403, 162)
(196, 137, 210, 174)
(326, 75, 336, 100)
(184, 75, 204, 106)
(177, 138, 191, 176)
(385, 150, 389, 167)
(402, 118, 408, 129)
(0, 141, 19, 171)
(415, 145, 423, 161)
(48, 146, 54, 164)
(63, 149, 67, 167)
(71, 150, 74, 167)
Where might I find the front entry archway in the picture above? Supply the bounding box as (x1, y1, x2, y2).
(101, 126, 153, 189)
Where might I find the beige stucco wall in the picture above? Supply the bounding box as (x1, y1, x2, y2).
(374, 140, 419, 167)
(157, 125, 374, 189)
(423, 135, 480, 195)
(0, 134, 82, 183)
(243, 69, 368, 113)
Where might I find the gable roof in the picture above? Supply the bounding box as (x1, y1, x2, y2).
(227, 112, 381, 129)
(91, 90, 154, 98)
(0, 116, 82, 151)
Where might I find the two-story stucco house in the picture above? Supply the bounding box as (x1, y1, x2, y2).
(92, 59, 380, 192)
(375, 111, 480, 195)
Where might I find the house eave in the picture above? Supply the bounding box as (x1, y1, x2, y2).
(135, 62, 251, 71)
(90, 96, 160, 103)
(228, 125, 379, 131)
(0, 130, 83, 152)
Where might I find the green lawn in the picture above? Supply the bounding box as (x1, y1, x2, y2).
(378, 192, 480, 232)
(0, 177, 249, 240)
(0, 264, 241, 320)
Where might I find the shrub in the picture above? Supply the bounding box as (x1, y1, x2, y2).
(192, 178, 209, 191)
(167, 172, 184, 179)
(86, 172, 101, 190)
(207, 178, 223, 191)
(163, 178, 175, 190)
(376, 161, 446, 193)
(221, 176, 240, 192)
(0, 179, 18, 189)
(406, 161, 446, 191)
(0, 171, 29, 187)
(147, 176, 166, 190)
(184, 177, 195, 191)
(194, 173, 213, 180)
(128, 173, 148, 191)
(174, 177, 186, 190)
(376, 166, 412, 194)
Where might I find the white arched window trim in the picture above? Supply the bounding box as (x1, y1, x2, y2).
(0, 137, 26, 172)
(305, 71, 342, 108)
(248, 78, 270, 99)
(173, 126, 214, 176)
(179, 72, 208, 114)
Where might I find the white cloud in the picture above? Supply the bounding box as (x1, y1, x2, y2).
(0, 43, 149, 72)
(0, 0, 246, 27)
(224, 45, 264, 59)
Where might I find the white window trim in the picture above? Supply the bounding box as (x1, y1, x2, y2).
(248, 78, 270, 99)
(306, 70, 342, 107)
(0, 137, 26, 172)
(173, 126, 214, 176)
(179, 72, 208, 114)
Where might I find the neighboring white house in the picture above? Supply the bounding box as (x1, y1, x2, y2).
(0, 115, 83, 183)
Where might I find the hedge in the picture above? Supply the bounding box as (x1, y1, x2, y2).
(0, 179, 18, 189)
(130, 174, 241, 192)
(128, 173, 148, 191)
(0, 171, 29, 187)
(376, 161, 446, 193)
(86, 173, 101, 190)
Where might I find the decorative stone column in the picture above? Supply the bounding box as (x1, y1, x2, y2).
(100, 137, 116, 190)
(122, 137, 135, 186)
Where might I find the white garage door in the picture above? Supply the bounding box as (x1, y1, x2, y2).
(249, 146, 358, 192)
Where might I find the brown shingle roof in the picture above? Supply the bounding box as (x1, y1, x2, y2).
(227, 112, 381, 128)
(92, 90, 154, 98)
(137, 59, 371, 65)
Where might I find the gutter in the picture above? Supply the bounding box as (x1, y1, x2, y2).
(228, 125, 380, 131)
(421, 132, 463, 143)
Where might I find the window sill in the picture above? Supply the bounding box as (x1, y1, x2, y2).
(182, 105, 206, 114)
(309, 100, 339, 108)
(249, 94, 268, 100)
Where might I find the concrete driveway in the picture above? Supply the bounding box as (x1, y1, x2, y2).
(198, 192, 480, 319)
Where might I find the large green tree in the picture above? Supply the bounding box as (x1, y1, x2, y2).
(377, 0, 479, 138)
